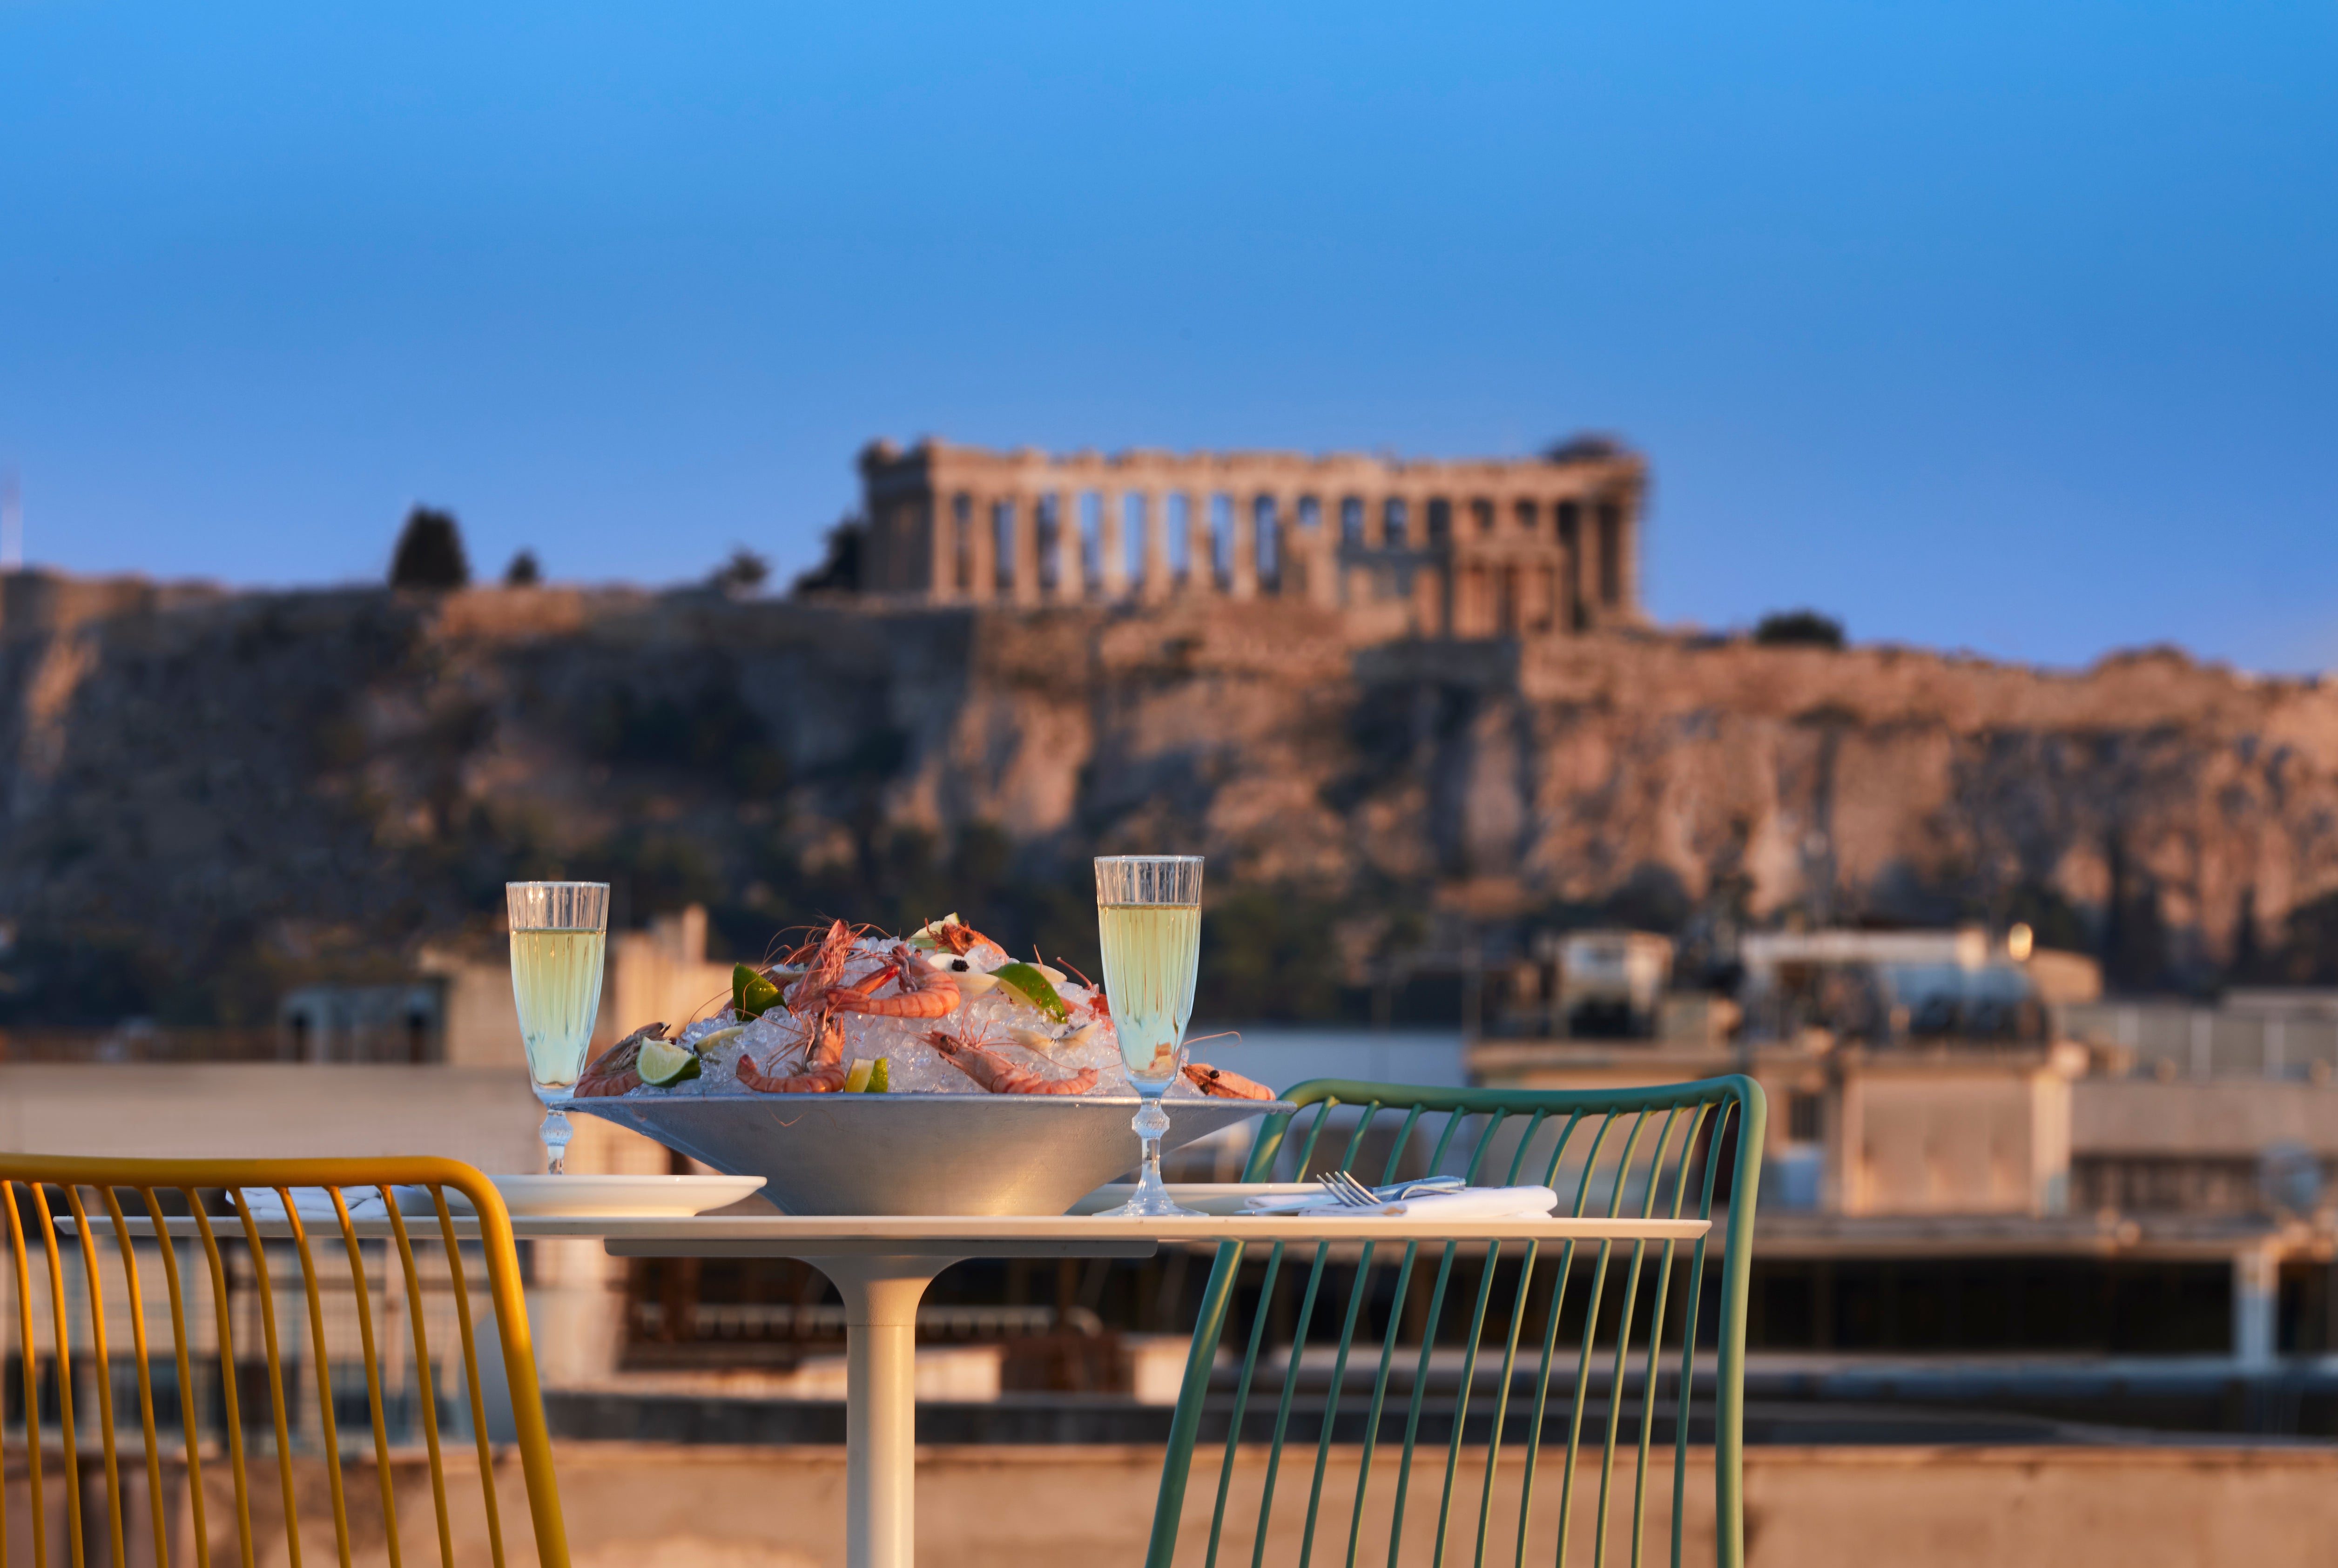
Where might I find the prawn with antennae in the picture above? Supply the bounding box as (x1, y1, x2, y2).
(736, 1014, 850, 1094)
(573, 1022, 671, 1098)
(783, 922, 958, 1021)
(735, 920, 958, 1095)
(1183, 1062, 1275, 1101)
(925, 1023, 1100, 1096)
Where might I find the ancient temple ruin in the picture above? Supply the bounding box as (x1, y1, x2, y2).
(856, 438, 1645, 635)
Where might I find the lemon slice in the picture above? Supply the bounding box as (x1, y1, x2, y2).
(637, 1037, 701, 1088)
(908, 914, 965, 950)
(844, 1058, 875, 1093)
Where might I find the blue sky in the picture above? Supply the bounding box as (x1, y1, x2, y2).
(1, 1, 2332, 669)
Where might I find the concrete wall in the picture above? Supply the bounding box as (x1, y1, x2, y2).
(0, 1063, 546, 1169)
(506, 1442, 2338, 1568)
(1841, 1059, 2072, 1216)
(1473, 1043, 2082, 1218)
(2073, 1077, 2338, 1157)
(16, 1443, 2334, 1568)
(1739, 1445, 2338, 1567)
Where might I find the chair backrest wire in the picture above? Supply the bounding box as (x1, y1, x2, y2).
(1147, 1075, 1765, 1568)
(0, 1156, 569, 1568)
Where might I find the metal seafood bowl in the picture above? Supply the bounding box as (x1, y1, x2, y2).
(567, 1093, 1295, 1216)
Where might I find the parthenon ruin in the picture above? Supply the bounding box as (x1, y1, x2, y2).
(856, 438, 1646, 636)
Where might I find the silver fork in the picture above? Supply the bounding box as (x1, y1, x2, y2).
(1315, 1170, 1381, 1207)
(1314, 1171, 1466, 1207)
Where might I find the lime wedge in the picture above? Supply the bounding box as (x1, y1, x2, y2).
(637, 1036, 701, 1088)
(733, 963, 782, 1020)
(868, 1057, 889, 1092)
(844, 1058, 875, 1093)
(991, 962, 1070, 1023)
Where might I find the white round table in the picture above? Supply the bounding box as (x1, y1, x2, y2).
(553, 1210, 1712, 1568)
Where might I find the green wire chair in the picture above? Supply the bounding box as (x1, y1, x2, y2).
(1145, 1075, 1765, 1568)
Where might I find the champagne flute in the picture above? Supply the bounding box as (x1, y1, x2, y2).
(1093, 855, 1205, 1219)
(507, 881, 609, 1174)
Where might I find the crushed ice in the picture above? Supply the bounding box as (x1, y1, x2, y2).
(620, 931, 1212, 1100)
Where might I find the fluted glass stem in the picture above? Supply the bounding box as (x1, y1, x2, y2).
(1099, 1095, 1200, 1218)
(539, 1104, 574, 1175)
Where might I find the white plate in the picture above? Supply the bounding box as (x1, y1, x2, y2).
(400, 1175, 767, 1218)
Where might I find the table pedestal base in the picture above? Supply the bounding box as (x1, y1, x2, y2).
(602, 1231, 1164, 1568)
(807, 1253, 962, 1568)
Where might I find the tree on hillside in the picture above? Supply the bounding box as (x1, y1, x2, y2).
(710, 546, 771, 596)
(390, 506, 470, 589)
(504, 549, 542, 586)
(792, 515, 865, 595)
(1754, 608, 1845, 649)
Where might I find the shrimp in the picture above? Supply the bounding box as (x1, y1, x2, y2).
(574, 1023, 670, 1098)
(925, 1029, 1100, 1096)
(828, 942, 959, 1020)
(737, 1015, 849, 1094)
(775, 919, 861, 1015)
(1184, 1062, 1276, 1101)
(913, 915, 998, 958)
(779, 926, 956, 1020)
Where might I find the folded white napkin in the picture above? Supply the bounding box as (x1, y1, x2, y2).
(1245, 1185, 1558, 1220)
(234, 1187, 392, 1222)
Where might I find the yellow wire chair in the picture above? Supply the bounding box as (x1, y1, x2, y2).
(0, 1155, 568, 1568)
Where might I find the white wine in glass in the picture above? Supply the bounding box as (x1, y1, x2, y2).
(508, 881, 609, 1173)
(1098, 902, 1200, 1085)
(1094, 855, 1204, 1219)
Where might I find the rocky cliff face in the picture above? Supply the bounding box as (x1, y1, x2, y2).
(3, 573, 2334, 1024)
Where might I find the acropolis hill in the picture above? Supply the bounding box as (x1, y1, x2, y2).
(3, 562, 2337, 1026)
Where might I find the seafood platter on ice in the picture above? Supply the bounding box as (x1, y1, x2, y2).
(566, 915, 1292, 1216)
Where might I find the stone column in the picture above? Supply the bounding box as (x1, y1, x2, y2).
(1582, 493, 1610, 622)
(1067, 487, 1092, 600)
(1615, 492, 1641, 616)
(1420, 492, 1453, 635)
(1271, 492, 1300, 598)
(1227, 493, 1258, 600)
(1010, 493, 1041, 607)
(925, 492, 954, 602)
(1098, 487, 1127, 600)
(1276, 491, 1306, 601)
(1270, 492, 1297, 599)
(1328, 492, 1358, 608)
(965, 494, 997, 604)
(1580, 502, 1617, 626)
(1556, 496, 1583, 630)
(1139, 489, 1172, 602)
(1185, 491, 1215, 595)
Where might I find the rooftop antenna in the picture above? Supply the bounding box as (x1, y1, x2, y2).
(0, 468, 20, 571)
